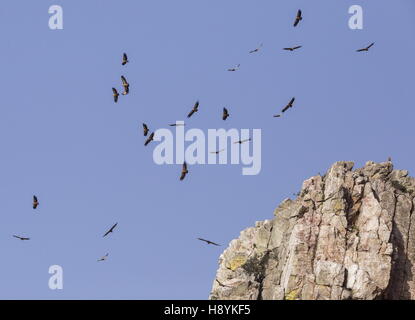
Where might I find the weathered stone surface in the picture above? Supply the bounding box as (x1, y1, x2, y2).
(209, 161, 415, 300)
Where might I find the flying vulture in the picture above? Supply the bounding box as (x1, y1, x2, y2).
(33, 195, 39, 209)
(273, 114, 281, 118)
(98, 253, 109, 262)
(112, 88, 119, 103)
(222, 108, 229, 120)
(283, 46, 302, 51)
(121, 76, 129, 95)
(13, 235, 30, 241)
(187, 101, 199, 118)
(227, 64, 240, 72)
(197, 238, 221, 246)
(234, 138, 251, 144)
(180, 162, 188, 181)
(210, 149, 225, 154)
(216, 279, 231, 288)
(122, 53, 129, 66)
(294, 10, 302, 27)
(142, 123, 149, 136)
(281, 97, 295, 113)
(249, 43, 263, 54)
(169, 123, 185, 127)
(103, 223, 118, 237)
(356, 42, 375, 52)
(144, 132, 155, 146)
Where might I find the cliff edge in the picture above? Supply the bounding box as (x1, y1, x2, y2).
(210, 161, 415, 300)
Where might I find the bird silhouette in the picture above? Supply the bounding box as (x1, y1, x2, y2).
(281, 97, 296, 113)
(97, 253, 109, 262)
(142, 123, 149, 136)
(169, 123, 185, 127)
(249, 43, 263, 54)
(216, 279, 231, 287)
(222, 108, 229, 120)
(356, 42, 375, 52)
(112, 88, 119, 103)
(13, 235, 30, 241)
(197, 238, 220, 246)
(210, 149, 225, 154)
(227, 64, 240, 72)
(283, 46, 302, 52)
(234, 138, 251, 144)
(121, 76, 130, 95)
(180, 162, 188, 181)
(293, 9, 302, 27)
(33, 195, 39, 209)
(144, 132, 155, 146)
(122, 53, 129, 65)
(103, 223, 118, 237)
(187, 101, 199, 118)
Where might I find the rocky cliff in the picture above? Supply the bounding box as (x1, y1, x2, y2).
(210, 161, 415, 300)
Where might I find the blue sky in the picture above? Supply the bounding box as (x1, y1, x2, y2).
(0, 0, 414, 299)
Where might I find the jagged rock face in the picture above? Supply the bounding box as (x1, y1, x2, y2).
(209, 161, 415, 300)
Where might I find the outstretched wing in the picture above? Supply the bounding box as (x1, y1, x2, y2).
(112, 88, 119, 102)
(121, 76, 128, 86)
(122, 53, 128, 65)
(187, 109, 195, 118)
(180, 162, 188, 180)
(144, 132, 154, 146)
(294, 10, 302, 26)
(143, 123, 149, 136)
(222, 108, 229, 120)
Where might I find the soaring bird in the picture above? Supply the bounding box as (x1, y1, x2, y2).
(356, 42, 375, 52)
(13, 235, 30, 241)
(169, 123, 185, 127)
(210, 149, 225, 154)
(222, 108, 229, 120)
(103, 223, 118, 237)
(293, 9, 302, 27)
(180, 162, 188, 181)
(283, 46, 302, 52)
(33, 195, 39, 209)
(273, 114, 281, 118)
(121, 76, 129, 95)
(112, 88, 119, 103)
(249, 43, 263, 54)
(197, 238, 220, 246)
(281, 97, 296, 113)
(227, 64, 240, 72)
(216, 279, 231, 288)
(97, 253, 109, 262)
(187, 101, 199, 118)
(234, 138, 251, 144)
(142, 123, 149, 136)
(144, 132, 155, 146)
(122, 53, 129, 65)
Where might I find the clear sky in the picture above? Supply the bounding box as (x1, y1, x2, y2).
(0, 0, 414, 299)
